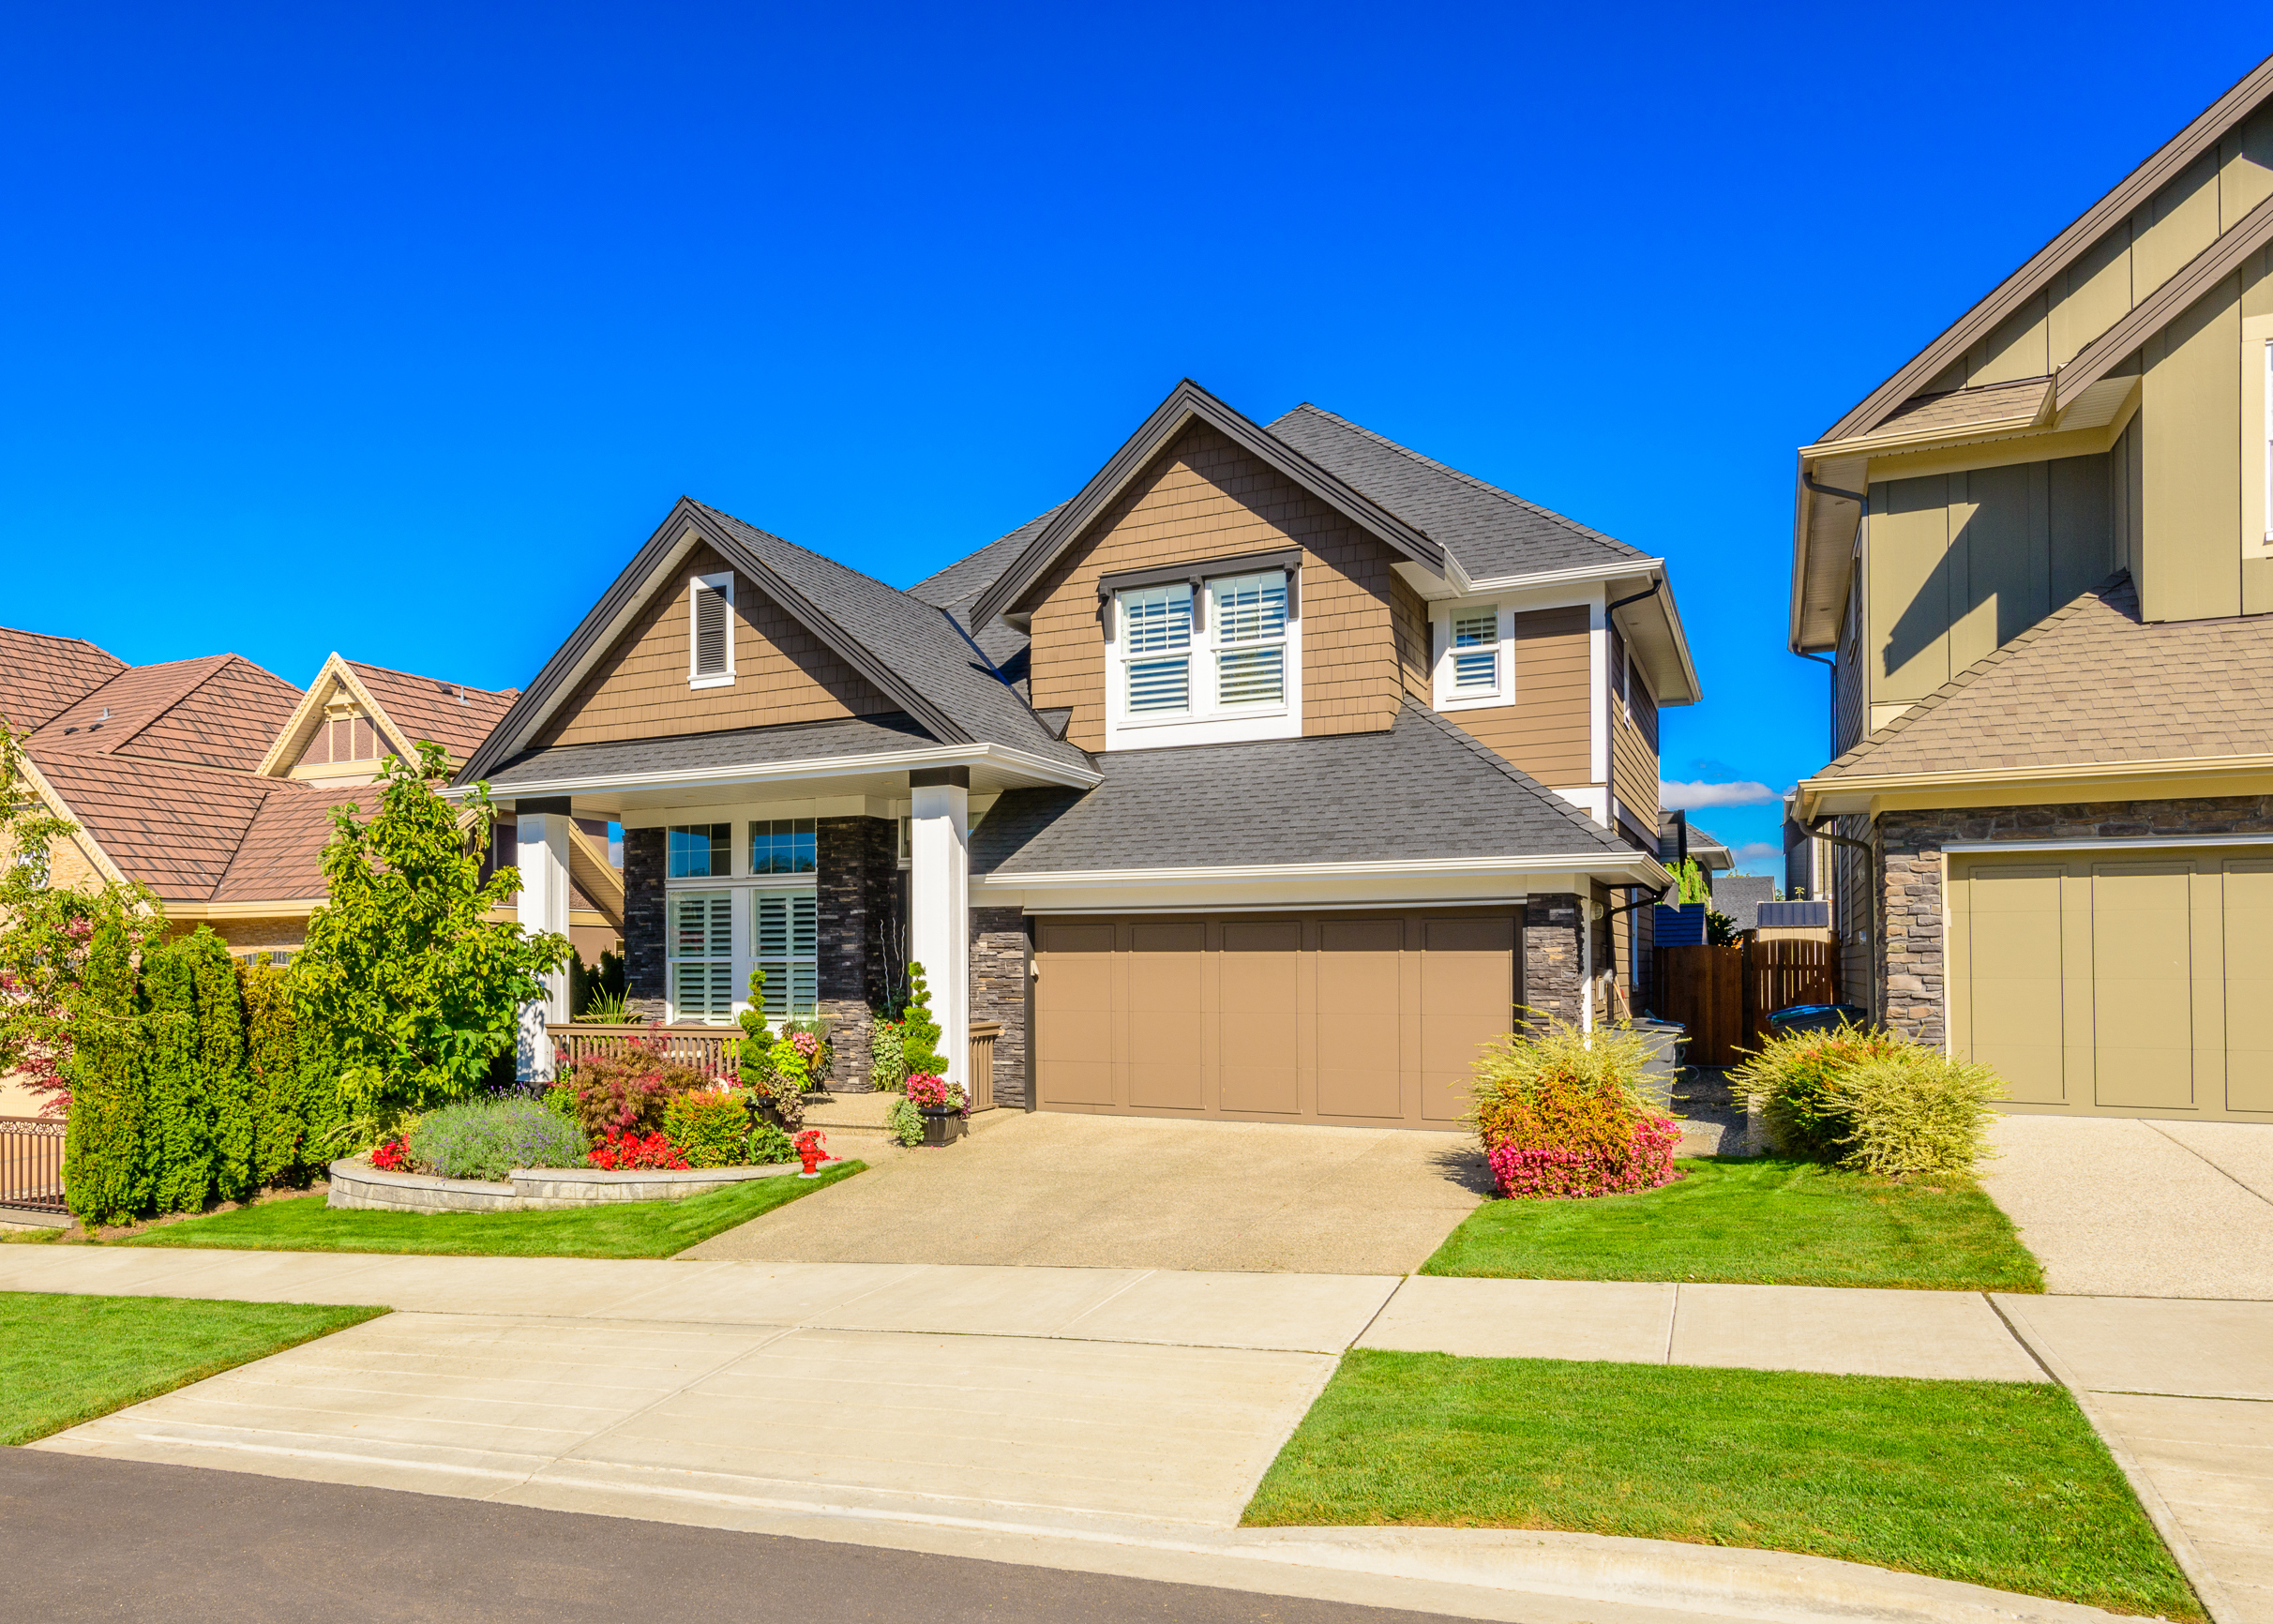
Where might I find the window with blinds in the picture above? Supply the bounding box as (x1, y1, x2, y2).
(689, 572, 733, 684)
(668, 893, 734, 1021)
(1452, 609, 1499, 691)
(752, 891, 818, 1019)
(1121, 582, 1192, 714)
(1212, 571, 1287, 706)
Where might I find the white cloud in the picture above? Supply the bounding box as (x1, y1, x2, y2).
(1658, 779, 1778, 810)
(1732, 842, 1782, 866)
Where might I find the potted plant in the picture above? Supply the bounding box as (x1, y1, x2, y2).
(904, 1072, 965, 1146)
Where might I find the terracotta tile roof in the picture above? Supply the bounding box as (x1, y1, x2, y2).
(30, 654, 302, 773)
(1816, 575, 2273, 779)
(0, 626, 126, 733)
(210, 783, 380, 902)
(348, 661, 517, 761)
(35, 752, 279, 900)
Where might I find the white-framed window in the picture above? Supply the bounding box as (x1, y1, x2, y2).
(1433, 601, 1512, 710)
(668, 892, 735, 1021)
(1104, 564, 1301, 748)
(2243, 318, 2273, 563)
(751, 891, 819, 1020)
(689, 571, 734, 689)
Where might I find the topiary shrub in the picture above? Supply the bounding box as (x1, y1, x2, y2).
(406, 1098, 584, 1181)
(1731, 1024, 1924, 1162)
(142, 932, 212, 1214)
(562, 1035, 710, 1141)
(662, 1089, 751, 1168)
(1469, 1015, 1680, 1200)
(898, 962, 946, 1077)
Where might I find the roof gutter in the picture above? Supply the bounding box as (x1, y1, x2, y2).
(449, 740, 1103, 804)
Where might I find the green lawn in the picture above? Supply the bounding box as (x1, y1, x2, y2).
(1245, 1350, 2197, 1620)
(114, 1160, 866, 1258)
(1423, 1156, 2042, 1290)
(1, 1291, 386, 1445)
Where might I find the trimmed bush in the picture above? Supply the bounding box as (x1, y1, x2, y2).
(197, 934, 255, 1203)
(1470, 1017, 1680, 1200)
(662, 1089, 752, 1169)
(1732, 1027, 2005, 1176)
(562, 1036, 710, 1141)
(143, 933, 212, 1214)
(898, 963, 946, 1077)
(407, 1098, 585, 1181)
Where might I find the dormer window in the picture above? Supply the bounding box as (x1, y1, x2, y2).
(689, 572, 734, 689)
(1102, 550, 1302, 749)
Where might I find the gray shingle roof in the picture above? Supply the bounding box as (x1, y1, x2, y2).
(971, 699, 1629, 875)
(485, 714, 934, 789)
(1266, 405, 1650, 580)
(688, 503, 1091, 773)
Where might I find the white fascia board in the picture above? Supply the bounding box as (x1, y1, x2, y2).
(976, 850, 1670, 906)
(452, 743, 1100, 804)
(1463, 557, 1663, 595)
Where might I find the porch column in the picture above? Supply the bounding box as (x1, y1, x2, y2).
(908, 767, 970, 1093)
(516, 799, 574, 1082)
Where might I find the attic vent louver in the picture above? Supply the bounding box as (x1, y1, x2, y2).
(692, 575, 731, 681)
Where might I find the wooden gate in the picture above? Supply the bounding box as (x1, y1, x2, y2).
(1654, 939, 1841, 1067)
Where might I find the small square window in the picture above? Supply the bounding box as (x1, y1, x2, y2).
(1452, 609, 1499, 691)
(667, 823, 731, 879)
(749, 818, 817, 875)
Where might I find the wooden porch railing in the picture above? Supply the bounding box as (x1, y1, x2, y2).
(549, 1024, 735, 1079)
(968, 1020, 1001, 1111)
(0, 1116, 68, 1215)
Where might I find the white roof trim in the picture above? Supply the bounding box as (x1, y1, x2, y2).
(459, 741, 1101, 802)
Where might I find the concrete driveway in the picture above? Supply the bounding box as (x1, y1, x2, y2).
(685, 1110, 1492, 1274)
(1982, 1114, 2273, 1299)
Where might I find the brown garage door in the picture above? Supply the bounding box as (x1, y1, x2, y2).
(1032, 911, 1517, 1130)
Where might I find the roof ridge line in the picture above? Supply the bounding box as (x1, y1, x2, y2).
(1818, 570, 2132, 776)
(691, 500, 925, 608)
(1283, 405, 1639, 556)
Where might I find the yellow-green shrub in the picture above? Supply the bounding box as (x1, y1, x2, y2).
(1730, 1025, 1912, 1161)
(1470, 1016, 1679, 1198)
(1830, 1053, 2006, 1177)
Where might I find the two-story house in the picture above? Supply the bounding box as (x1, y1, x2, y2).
(1788, 55, 2273, 1123)
(463, 381, 1694, 1127)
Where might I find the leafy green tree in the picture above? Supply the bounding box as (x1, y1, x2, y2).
(143, 932, 211, 1213)
(294, 743, 568, 1122)
(59, 918, 149, 1224)
(898, 960, 946, 1077)
(1673, 857, 1710, 905)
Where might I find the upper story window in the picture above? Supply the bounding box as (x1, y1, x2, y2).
(668, 822, 730, 878)
(1103, 554, 1302, 749)
(1434, 601, 1511, 711)
(689, 572, 734, 689)
(749, 817, 817, 874)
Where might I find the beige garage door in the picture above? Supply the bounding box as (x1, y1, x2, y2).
(1949, 848, 2273, 1120)
(1032, 911, 1517, 1130)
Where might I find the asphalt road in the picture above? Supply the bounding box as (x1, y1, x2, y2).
(2, 1451, 1453, 1624)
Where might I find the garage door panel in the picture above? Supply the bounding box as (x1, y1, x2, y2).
(2092, 865, 2193, 1110)
(1035, 923, 1116, 1107)
(2227, 864, 2273, 1114)
(1419, 918, 1513, 1122)
(1218, 922, 1301, 1116)
(1964, 867, 2066, 1105)
(1126, 925, 1204, 1111)
(1315, 922, 1404, 1120)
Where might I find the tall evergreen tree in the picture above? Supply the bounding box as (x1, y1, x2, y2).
(59, 918, 147, 1224)
(143, 934, 211, 1213)
(191, 930, 255, 1201)
(243, 955, 303, 1186)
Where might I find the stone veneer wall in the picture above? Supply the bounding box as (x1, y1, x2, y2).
(1522, 894, 1584, 1028)
(817, 817, 900, 1090)
(1876, 795, 2273, 1047)
(970, 906, 1029, 1109)
(623, 825, 667, 1023)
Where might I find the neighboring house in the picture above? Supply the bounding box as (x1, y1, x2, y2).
(1786, 54, 2273, 1122)
(0, 630, 623, 966)
(461, 380, 1696, 1128)
(1712, 875, 1777, 934)
(1657, 811, 1734, 890)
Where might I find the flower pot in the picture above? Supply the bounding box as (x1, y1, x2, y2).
(918, 1106, 965, 1147)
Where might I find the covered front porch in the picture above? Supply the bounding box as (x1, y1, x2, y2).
(485, 718, 1102, 1098)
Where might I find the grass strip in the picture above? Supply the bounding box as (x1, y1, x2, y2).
(114, 1160, 866, 1258)
(1, 1291, 386, 1445)
(1422, 1156, 2042, 1290)
(1244, 1349, 2197, 1620)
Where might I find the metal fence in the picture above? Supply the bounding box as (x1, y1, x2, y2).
(0, 1116, 68, 1215)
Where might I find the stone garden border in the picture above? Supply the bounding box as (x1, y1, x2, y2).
(325, 1158, 800, 1214)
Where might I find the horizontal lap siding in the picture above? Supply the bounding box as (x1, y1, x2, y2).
(535, 543, 896, 748)
(1023, 424, 1410, 751)
(1445, 605, 1591, 786)
(1611, 700, 1658, 836)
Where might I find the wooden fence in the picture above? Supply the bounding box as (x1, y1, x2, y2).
(969, 1020, 1001, 1110)
(549, 1024, 734, 1078)
(1653, 938, 1840, 1067)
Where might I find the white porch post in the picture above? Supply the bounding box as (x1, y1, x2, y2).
(908, 768, 971, 1093)
(515, 801, 574, 1082)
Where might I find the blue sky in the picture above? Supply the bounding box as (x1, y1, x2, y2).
(3, 4, 2265, 872)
